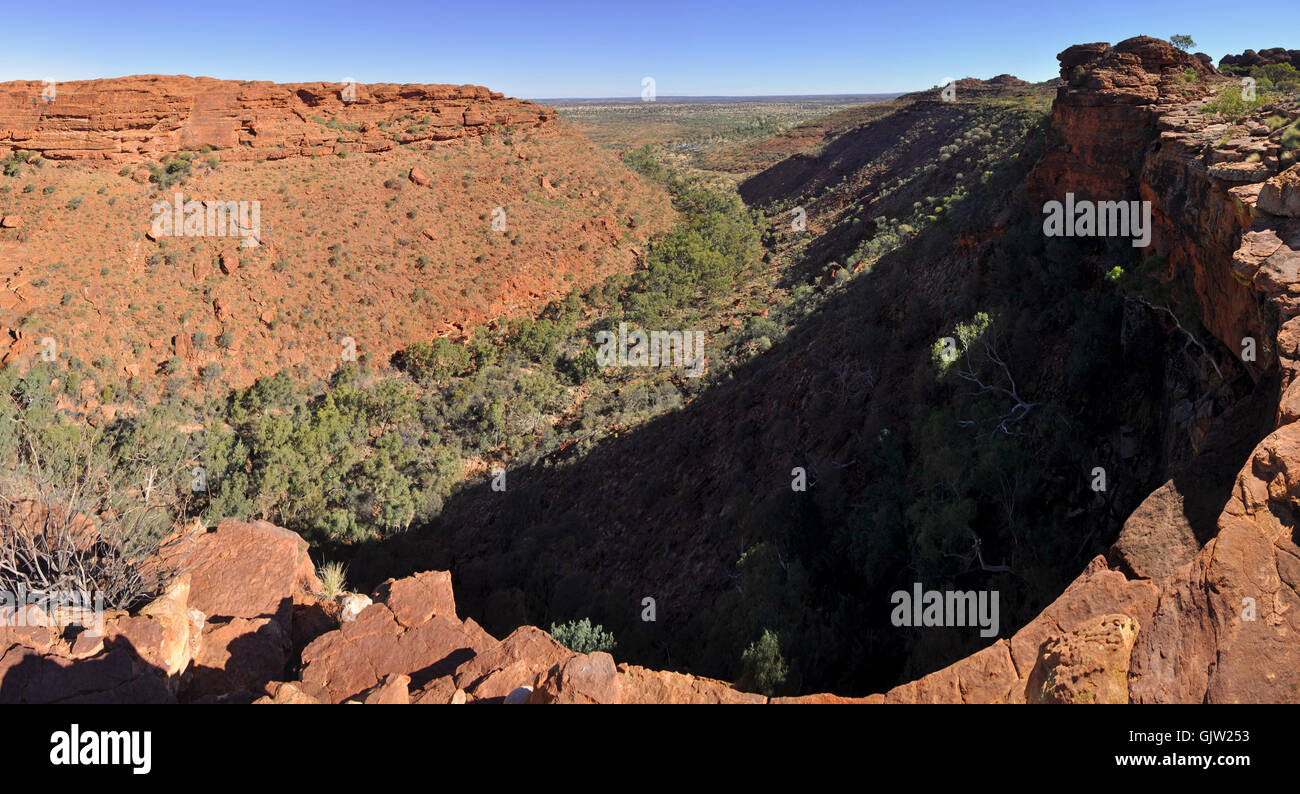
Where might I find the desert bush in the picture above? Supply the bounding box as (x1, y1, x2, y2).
(549, 617, 617, 654)
(1201, 81, 1272, 121)
(149, 153, 195, 189)
(391, 338, 474, 382)
(0, 370, 197, 612)
(1282, 124, 1300, 151)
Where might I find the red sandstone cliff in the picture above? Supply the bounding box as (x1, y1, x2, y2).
(0, 75, 552, 162)
(884, 37, 1300, 703)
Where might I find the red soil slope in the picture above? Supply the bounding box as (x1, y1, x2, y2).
(0, 77, 674, 400)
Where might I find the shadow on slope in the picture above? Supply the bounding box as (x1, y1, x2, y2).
(349, 83, 1258, 696)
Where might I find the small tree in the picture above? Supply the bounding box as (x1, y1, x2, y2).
(738, 629, 788, 696)
(933, 312, 1043, 435)
(1170, 35, 1195, 52)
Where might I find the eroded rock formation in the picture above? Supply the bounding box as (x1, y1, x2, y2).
(0, 75, 552, 162)
(881, 37, 1300, 703)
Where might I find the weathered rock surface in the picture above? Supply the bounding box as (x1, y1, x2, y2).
(1130, 422, 1300, 703)
(451, 626, 571, 701)
(1025, 614, 1140, 704)
(529, 652, 621, 704)
(1259, 165, 1300, 218)
(298, 603, 488, 703)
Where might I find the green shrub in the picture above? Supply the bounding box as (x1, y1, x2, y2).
(149, 153, 195, 188)
(1282, 124, 1300, 151)
(549, 618, 617, 654)
(738, 629, 788, 696)
(1199, 86, 1268, 121)
(391, 337, 474, 382)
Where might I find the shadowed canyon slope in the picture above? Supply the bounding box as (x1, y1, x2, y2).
(862, 36, 1300, 703)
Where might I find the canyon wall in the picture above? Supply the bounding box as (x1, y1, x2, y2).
(0, 75, 553, 162)
(882, 37, 1300, 703)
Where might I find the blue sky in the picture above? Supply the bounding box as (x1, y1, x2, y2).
(2, 0, 1297, 98)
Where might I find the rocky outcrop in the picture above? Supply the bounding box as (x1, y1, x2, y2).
(0, 75, 552, 162)
(1129, 422, 1300, 703)
(1221, 48, 1300, 71)
(1028, 37, 1216, 202)
(0, 510, 885, 703)
(873, 556, 1156, 704)
(875, 37, 1300, 704)
(1259, 165, 1300, 217)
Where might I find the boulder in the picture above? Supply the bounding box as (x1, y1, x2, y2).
(219, 249, 240, 274)
(359, 673, 410, 704)
(373, 570, 457, 627)
(529, 651, 620, 704)
(503, 685, 533, 704)
(187, 616, 289, 699)
(172, 332, 194, 360)
(1109, 480, 1204, 583)
(1258, 165, 1300, 217)
(298, 573, 494, 703)
(152, 519, 319, 700)
(253, 681, 321, 704)
(161, 519, 319, 623)
(452, 626, 571, 701)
